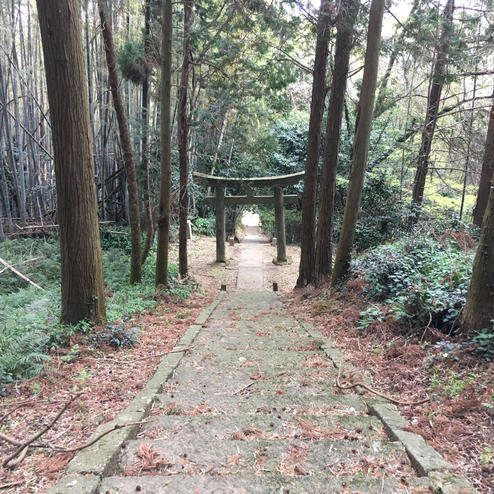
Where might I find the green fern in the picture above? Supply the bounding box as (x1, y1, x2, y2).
(0, 330, 51, 382)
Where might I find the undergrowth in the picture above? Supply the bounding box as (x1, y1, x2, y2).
(353, 233, 474, 334)
(0, 230, 192, 383)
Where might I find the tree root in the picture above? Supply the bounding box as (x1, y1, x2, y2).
(335, 367, 430, 406)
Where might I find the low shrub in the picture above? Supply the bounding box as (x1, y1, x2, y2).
(353, 234, 474, 333)
(470, 323, 494, 361)
(191, 216, 215, 236)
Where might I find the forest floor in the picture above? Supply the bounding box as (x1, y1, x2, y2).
(0, 234, 492, 493)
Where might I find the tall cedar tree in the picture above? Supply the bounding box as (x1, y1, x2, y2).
(141, 0, 154, 265)
(472, 103, 494, 227)
(411, 0, 455, 216)
(178, 0, 194, 278)
(315, 0, 359, 282)
(460, 170, 494, 333)
(99, 2, 142, 284)
(155, 0, 173, 286)
(296, 0, 332, 287)
(36, 0, 106, 324)
(331, 0, 385, 286)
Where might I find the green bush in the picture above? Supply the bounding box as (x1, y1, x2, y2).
(100, 226, 132, 253)
(354, 234, 474, 333)
(470, 323, 494, 361)
(191, 216, 215, 236)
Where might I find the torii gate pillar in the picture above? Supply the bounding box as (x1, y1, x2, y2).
(215, 186, 226, 263)
(274, 186, 287, 263)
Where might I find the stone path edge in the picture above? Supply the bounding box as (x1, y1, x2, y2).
(47, 291, 227, 494)
(298, 320, 479, 494)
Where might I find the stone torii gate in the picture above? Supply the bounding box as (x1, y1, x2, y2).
(193, 171, 304, 264)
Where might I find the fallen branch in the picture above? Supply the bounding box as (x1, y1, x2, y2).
(0, 256, 44, 290)
(0, 432, 22, 446)
(29, 419, 150, 453)
(88, 346, 194, 364)
(0, 478, 34, 490)
(232, 381, 255, 395)
(2, 393, 83, 468)
(0, 400, 37, 424)
(0, 257, 40, 275)
(335, 367, 429, 406)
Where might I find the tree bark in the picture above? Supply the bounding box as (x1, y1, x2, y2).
(99, 2, 142, 284)
(36, 0, 106, 324)
(296, 0, 332, 288)
(177, 0, 194, 278)
(460, 169, 494, 334)
(315, 0, 359, 283)
(331, 0, 385, 286)
(155, 0, 173, 287)
(472, 103, 494, 227)
(140, 0, 154, 265)
(411, 0, 455, 217)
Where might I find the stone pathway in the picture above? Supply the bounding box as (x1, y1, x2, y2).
(236, 226, 264, 291)
(55, 232, 474, 493)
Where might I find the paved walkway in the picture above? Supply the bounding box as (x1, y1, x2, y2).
(236, 226, 264, 290)
(63, 232, 471, 493)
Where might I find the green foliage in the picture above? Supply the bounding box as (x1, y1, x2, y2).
(354, 234, 474, 333)
(117, 40, 148, 84)
(0, 233, 191, 383)
(354, 172, 410, 251)
(0, 330, 51, 382)
(470, 323, 494, 361)
(191, 216, 216, 236)
(100, 227, 133, 253)
(358, 306, 385, 330)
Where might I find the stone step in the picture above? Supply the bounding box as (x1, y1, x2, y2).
(119, 437, 415, 479)
(101, 473, 431, 494)
(177, 349, 334, 372)
(167, 364, 338, 393)
(138, 413, 387, 443)
(155, 386, 366, 415)
(194, 328, 318, 351)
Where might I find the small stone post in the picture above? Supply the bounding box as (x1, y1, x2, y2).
(274, 186, 287, 263)
(215, 186, 226, 262)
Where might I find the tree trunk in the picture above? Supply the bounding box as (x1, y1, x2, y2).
(177, 0, 194, 278)
(331, 0, 385, 286)
(315, 0, 359, 283)
(296, 0, 332, 288)
(460, 169, 494, 334)
(36, 0, 106, 324)
(155, 0, 173, 287)
(140, 0, 154, 265)
(99, 2, 142, 284)
(472, 103, 494, 227)
(411, 0, 455, 217)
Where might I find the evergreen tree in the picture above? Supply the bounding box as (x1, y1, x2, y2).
(36, 0, 106, 324)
